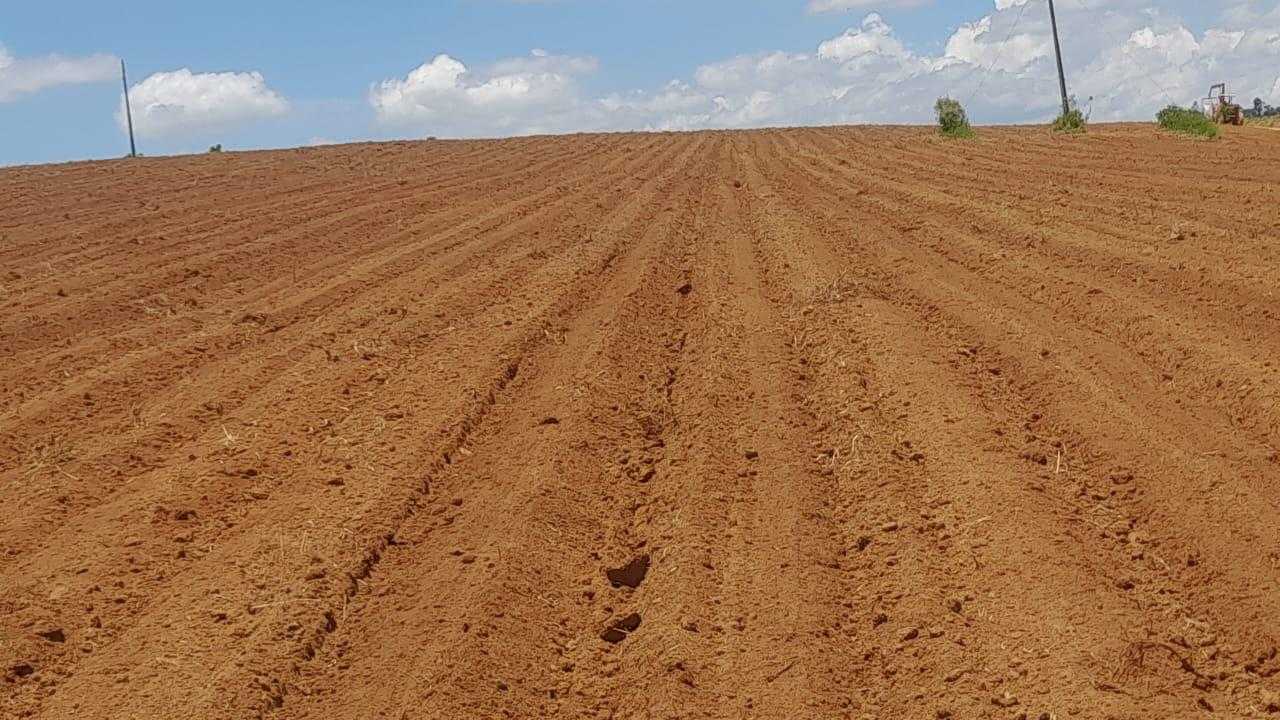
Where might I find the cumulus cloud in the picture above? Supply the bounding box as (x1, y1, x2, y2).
(817, 13, 918, 63)
(0, 44, 117, 102)
(371, 50, 597, 134)
(944, 13, 1049, 74)
(1072, 17, 1280, 119)
(118, 69, 289, 139)
(375, 3, 1280, 137)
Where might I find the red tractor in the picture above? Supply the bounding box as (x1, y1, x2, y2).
(1203, 83, 1244, 126)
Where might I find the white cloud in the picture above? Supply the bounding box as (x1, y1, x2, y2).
(118, 69, 289, 139)
(817, 13, 916, 63)
(944, 14, 1049, 74)
(1073, 16, 1280, 119)
(371, 51, 598, 134)
(0, 44, 117, 102)
(375, 3, 1280, 137)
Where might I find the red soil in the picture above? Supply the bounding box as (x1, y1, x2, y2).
(2, 125, 1279, 719)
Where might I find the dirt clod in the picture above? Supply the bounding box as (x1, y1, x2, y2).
(606, 555, 650, 589)
(600, 613, 642, 643)
(993, 692, 1019, 708)
(614, 613, 642, 632)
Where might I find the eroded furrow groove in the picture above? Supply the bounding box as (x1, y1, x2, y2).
(729, 136, 881, 715)
(262, 353, 526, 710)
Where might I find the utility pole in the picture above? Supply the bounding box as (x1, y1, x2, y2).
(121, 59, 138, 158)
(1047, 0, 1071, 117)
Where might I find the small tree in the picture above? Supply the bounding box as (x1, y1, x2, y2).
(209, 144, 223, 153)
(935, 97, 974, 138)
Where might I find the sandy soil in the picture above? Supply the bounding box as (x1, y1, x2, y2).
(2, 125, 1279, 719)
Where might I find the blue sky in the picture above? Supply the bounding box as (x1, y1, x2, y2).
(2, 1, 1277, 166)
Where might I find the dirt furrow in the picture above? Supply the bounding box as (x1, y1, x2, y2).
(276, 133, 716, 720)
(785, 131, 1280, 460)
(10, 133, 709, 720)
(758, 127, 1280, 717)
(0, 135, 685, 714)
(0, 134, 674, 572)
(0, 135, 629, 361)
(0, 137, 526, 262)
(811, 128, 1280, 315)
(4, 125, 1278, 720)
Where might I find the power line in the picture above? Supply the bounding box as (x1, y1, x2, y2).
(967, 0, 1177, 118)
(967, 0, 1033, 105)
(1067, 0, 1175, 106)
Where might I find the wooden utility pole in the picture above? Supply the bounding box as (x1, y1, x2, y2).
(1047, 0, 1071, 116)
(121, 59, 137, 158)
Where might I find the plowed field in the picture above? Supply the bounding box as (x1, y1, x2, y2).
(3, 125, 1280, 719)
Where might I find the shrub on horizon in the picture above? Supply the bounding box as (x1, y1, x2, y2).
(935, 97, 974, 138)
(1052, 109, 1086, 133)
(1156, 106, 1219, 138)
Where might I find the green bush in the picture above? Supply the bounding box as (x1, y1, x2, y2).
(209, 144, 223, 153)
(1052, 109, 1086, 133)
(1156, 105, 1218, 138)
(935, 97, 974, 138)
